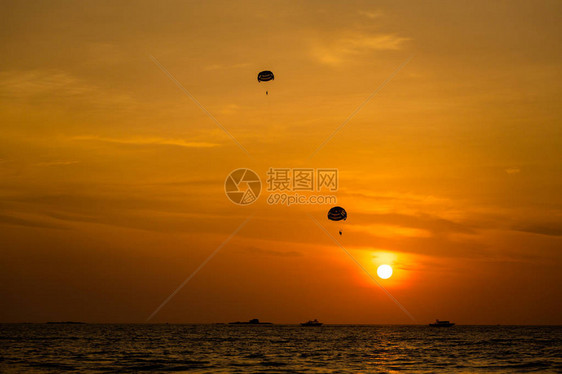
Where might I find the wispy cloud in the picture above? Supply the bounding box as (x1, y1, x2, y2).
(349, 223, 432, 239)
(219, 104, 241, 115)
(0, 70, 88, 97)
(0, 70, 135, 106)
(311, 33, 411, 66)
(34, 160, 80, 167)
(204, 63, 250, 71)
(240, 246, 303, 257)
(0, 213, 67, 230)
(505, 167, 521, 174)
(71, 135, 219, 148)
(358, 10, 383, 19)
(352, 212, 476, 237)
(512, 223, 562, 237)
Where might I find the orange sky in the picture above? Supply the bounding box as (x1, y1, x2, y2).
(1, 0, 561, 324)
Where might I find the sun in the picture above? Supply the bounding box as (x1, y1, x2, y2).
(377, 264, 393, 279)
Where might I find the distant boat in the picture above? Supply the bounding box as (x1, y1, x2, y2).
(429, 319, 455, 327)
(301, 319, 323, 327)
(229, 318, 273, 325)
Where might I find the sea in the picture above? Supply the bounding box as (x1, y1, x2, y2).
(0, 324, 560, 373)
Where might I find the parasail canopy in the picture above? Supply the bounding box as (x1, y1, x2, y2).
(257, 70, 274, 82)
(327, 206, 347, 221)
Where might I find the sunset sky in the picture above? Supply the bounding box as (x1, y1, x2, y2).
(1, 0, 561, 324)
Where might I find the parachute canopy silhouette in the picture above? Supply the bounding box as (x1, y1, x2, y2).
(327, 206, 347, 221)
(257, 70, 274, 82)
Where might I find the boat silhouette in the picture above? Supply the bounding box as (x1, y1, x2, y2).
(300, 319, 323, 327)
(229, 318, 273, 325)
(429, 319, 455, 327)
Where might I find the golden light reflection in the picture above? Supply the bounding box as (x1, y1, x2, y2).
(350, 224, 432, 238)
(357, 250, 414, 287)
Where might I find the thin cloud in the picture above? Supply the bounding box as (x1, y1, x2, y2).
(513, 224, 562, 237)
(0, 214, 68, 230)
(352, 212, 477, 237)
(358, 10, 384, 19)
(312, 33, 411, 66)
(71, 135, 219, 148)
(219, 104, 241, 115)
(0, 70, 136, 108)
(34, 160, 80, 167)
(204, 63, 250, 71)
(349, 223, 432, 239)
(505, 167, 521, 174)
(240, 246, 303, 257)
(0, 70, 88, 97)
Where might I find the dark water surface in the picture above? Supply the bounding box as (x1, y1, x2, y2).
(1, 324, 560, 373)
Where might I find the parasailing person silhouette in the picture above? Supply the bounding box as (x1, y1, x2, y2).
(327, 206, 347, 235)
(258, 70, 274, 95)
